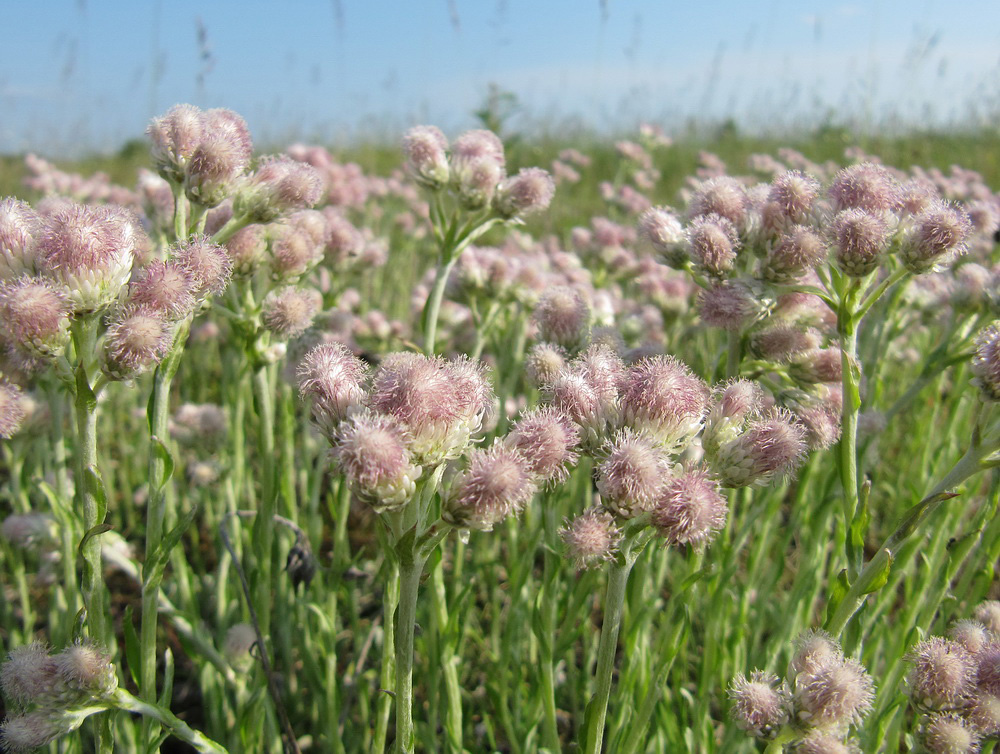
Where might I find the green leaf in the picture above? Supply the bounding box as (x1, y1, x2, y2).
(122, 606, 141, 688)
(159, 647, 174, 707)
(143, 506, 198, 590)
(78, 523, 113, 559)
(150, 436, 175, 492)
(825, 569, 851, 624)
(860, 552, 893, 595)
(84, 467, 109, 524)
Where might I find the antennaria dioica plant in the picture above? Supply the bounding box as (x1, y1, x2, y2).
(1, 110, 1000, 753)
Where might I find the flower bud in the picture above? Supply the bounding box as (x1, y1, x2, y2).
(403, 125, 450, 188)
(171, 235, 232, 300)
(768, 170, 820, 225)
(560, 508, 622, 569)
(728, 670, 789, 738)
(225, 224, 268, 277)
(0, 710, 66, 752)
(147, 103, 204, 182)
(762, 225, 827, 283)
(494, 168, 555, 218)
(269, 225, 324, 282)
(790, 630, 843, 677)
(828, 162, 902, 214)
(950, 620, 990, 655)
(620, 356, 709, 452)
(127, 260, 196, 320)
(974, 601, 1000, 634)
(524, 343, 568, 388)
(795, 656, 875, 728)
(0, 277, 72, 357)
(53, 642, 116, 698)
(236, 156, 323, 222)
(901, 202, 973, 274)
(638, 207, 686, 268)
(688, 176, 748, 228)
(710, 410, 807, 488)
(687, 214, 739, 278)
(444, 442, 537, 531)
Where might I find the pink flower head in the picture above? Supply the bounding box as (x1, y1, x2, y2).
(968, 693, 1000, 736)
(972, 324, 1000, 401)
(450, 130, 506, 209)
(698, 281, 760, 332)
(297, 342, 370, 437)
(262, 286, 322, 340)
(750, 322, 822, 363)
(652, 469, 727, 547)
(596, 428, 669, 518)
(763, 225, 827, 283)
(37, 202, 144, 312)
(710, 409, 808, 488)
(239, 156, 324, 222)
(505, 406, 580, 484)
(0, 277, 72, 357)
(901, 202, 973, 274)
(975, 602, 1000, 634)
(147, 103, 206, 182)
(687, 214, 740, 279)
(638, 206, 686, 268)
(767, 170, 821, 225)
(790, 630, 844, 677)
(0, 381, 26, 439)
(560, 507, 622, 569)
(371, 353, 493, 464)
(493, 167, 555, 218)
(830, 208, 892, 278)
(53, 641, 116, 697)
(728, 670, 790, 738)
(688, 176, 748, 229)
(524, 342, 568, 388)
(907, 637, 976, 709)
(533, 286, 591, 349)
(101, 305, 173, 379)
(321, 210, 366, 266)
(620, 355, 709, 452)
(790, 347, 843, 385)
(184, 131, 250, 207)
(444, 442, 537, 531)
(171, 235, 232, 300)
(921, 713, 980, 754)
(450, 129, 505, 174)
(950, 620, 990, 656)
(403, 125, 450, 188)
(0, 198, 42, 281)
(225, 224, 268, 277)
(127, 259, 196, 320)
(269, 224, 324, 282)
(794, 732, 856, 754)
(794, 655, 875, 728)
(702, 379, 765, 455)
(333, 411, 420, 512)
(828, 161, 902, 213)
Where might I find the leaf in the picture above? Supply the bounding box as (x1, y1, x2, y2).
(825, 569, 851, 624)
(143, 506, 198, 590)
(150, 436, 175, 492)
(77, 524, 113, 559)
(75, 365, 97, 412)
(159, 647, 174, 707)
(122, 606, 141, 688)
(84, 467, 109, 524)
(860, 552, 893, 595)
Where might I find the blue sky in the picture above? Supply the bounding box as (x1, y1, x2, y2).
(2, 0, 998, 155)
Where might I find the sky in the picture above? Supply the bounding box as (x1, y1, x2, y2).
(1, 0, 999, 156)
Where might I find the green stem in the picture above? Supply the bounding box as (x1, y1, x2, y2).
(582, 552, 637, 754)
(837, 284, 863, 579)
(112, 689, 227, 754)
(422, 254, 460, 355)
(538, 500, 562, 752)
(394, 554, 428, 754)
(251, 364, 277, 639)
(373, 560, 399, 754)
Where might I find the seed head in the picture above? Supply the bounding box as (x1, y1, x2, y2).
(101, 305, 173, 380)
(127, 260, 196, 320)
(297, 342, 369, 437)
(403, 125, 450, 188)
(831, 209, 892, 278)
(828, 162, 902, 214)
(334, 411, 421, 512)
(533, 286, 591, 349)
(262, 286, 322, 340)
(0, 198, 42, 281)
(560, 508, 622, 569)
(921, 713, 980, 754)
(596, 429, 669, 517)
(971, 324, 1000, 401)
(908, 637, 977, 709)
(36, 203, 143, 312)
(0, 382, 26, 439)
(0, 277, 72, 357)
(494, 167, 555, 218)
(620, 356, 709, 452)
(652, 469, 727, 547)
(444, 442, 537, 531)
(728, 670, 789, 737)
(505, 406, 580, 484)
(795, 656, 875, 728)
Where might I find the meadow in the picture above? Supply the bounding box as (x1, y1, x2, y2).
(1, 106, 1000, 754)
